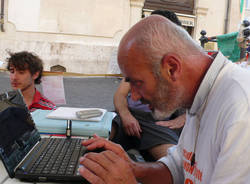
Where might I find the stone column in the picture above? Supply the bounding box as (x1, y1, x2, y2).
(129, 0, 145, 27)
(227, 0, 241, 33)
(194, 6, 208, 41)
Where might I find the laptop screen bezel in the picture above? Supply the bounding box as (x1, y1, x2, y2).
(0, 90, 41, 178)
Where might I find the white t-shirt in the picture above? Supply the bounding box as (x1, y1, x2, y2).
(159, 52, 250, 184)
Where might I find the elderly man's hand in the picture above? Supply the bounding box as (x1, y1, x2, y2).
(81, 135, 131, 161)
(156, 114, 186, 129)
(79, 150, 137, 184)
(79, 135, 137, 184)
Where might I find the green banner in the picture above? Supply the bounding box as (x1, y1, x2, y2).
(217, 32, 240, 62)
(241, 0, 244, 13)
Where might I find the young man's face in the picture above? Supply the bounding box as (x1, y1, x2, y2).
(9, 65, 37, 92)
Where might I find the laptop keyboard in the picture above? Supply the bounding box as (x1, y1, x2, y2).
(29, 138, 85, 175)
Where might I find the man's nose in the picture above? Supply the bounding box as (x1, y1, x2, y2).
(130, 87, 142, 101)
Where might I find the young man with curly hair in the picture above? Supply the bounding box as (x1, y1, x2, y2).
(7, 51, 56, 112)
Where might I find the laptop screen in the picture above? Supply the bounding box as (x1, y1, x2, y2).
(0, 90, 41, 177)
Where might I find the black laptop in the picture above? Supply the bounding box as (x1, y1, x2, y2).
(0, 90, 88, 182)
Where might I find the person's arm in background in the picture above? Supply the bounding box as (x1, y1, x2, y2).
(113, 78, 142, 138)
(156, 113, 186, 129)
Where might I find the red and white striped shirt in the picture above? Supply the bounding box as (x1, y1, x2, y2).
(29, 89, 56, 112)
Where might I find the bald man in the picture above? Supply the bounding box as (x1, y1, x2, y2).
(79, 15, 250, 184)
(110, 10, 185, 161)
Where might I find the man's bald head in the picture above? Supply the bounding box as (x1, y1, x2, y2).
(118, 15, 204, 74)
(117, 15, 212, 117)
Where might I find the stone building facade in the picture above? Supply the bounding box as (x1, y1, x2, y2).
(0, 0, 244, 74)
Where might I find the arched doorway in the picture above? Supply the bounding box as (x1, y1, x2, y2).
(50, 65, 66, 72)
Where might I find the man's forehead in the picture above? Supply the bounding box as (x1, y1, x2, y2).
(119, 61, 142, 74)
(121, 62, 154, 82)
(118, 49, 148, 69)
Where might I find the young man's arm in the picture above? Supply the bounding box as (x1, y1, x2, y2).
(156, 113, 186, 129)
(113, 78, 142, 138)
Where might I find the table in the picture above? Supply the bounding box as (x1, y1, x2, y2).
(0, 160, 69, 184)
(32, 110, 115, 138)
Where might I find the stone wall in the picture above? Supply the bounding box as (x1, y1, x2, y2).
(0, 39, 118, 74)
(194, 0, 242, 40)
(0, 0, 145, 74)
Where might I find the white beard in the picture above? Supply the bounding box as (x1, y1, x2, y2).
(152, 108, 175, 120)
(150, 75, 184, 120)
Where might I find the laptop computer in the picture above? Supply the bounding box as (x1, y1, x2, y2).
(0, 90, 88, 182)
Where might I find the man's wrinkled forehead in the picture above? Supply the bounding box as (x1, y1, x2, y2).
(117, 16, 156, 77)
(118, 46, 152, 83)
(118, 59, 133, 79)
(118, 43, 135, 75)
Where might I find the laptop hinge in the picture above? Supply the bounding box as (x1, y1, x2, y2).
(14, 140, 40, 172)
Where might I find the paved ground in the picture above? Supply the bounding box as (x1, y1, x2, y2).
(0, 71, 121, 111)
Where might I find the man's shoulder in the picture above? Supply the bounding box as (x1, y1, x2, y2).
(223, 64, 250, 96)
(34, 89, 56, 109)
(208, 63, 250, 115)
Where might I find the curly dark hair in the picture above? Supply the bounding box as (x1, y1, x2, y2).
(6, 51, 43, 84)
(151, 10, 182, 27)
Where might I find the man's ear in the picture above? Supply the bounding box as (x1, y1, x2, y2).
(160, 53, 181, 81)
(32, 71, 40, 81)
